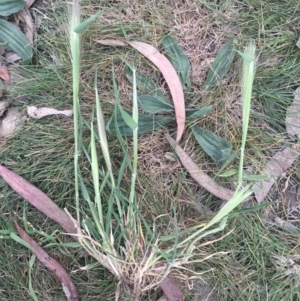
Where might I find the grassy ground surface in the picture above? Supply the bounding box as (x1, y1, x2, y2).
(1, 0, 300, 300)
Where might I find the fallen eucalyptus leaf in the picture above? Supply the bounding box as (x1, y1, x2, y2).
(286, 87, 300, 138)
(27, 106, 73, 119)
(97, 39, 186, 142)
(129, 41, 186, 141)
(14, 222, 80, 301)
(0, 165, 78, 235)
(165, 133, 234, 201)
(253, 146, 300, 203)
(253, 87, 300, 203)
(159, 276, 184, 301)
(192, 126, 232, 162)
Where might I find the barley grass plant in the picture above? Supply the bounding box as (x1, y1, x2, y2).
(68, 1, 258, 298)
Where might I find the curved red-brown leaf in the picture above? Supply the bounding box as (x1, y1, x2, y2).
(128, 41, 185, 142)
(159, 276, 184, 301)
(0, 165, 77, 236)
(165, 133, 234, 201)
(14, 221, 79, 301)
(96, 39, 186, 142)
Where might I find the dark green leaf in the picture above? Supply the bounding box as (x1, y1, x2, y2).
(162, 36, 191, 90)
(138, 95, 174, 114)
(74, 11, 101, 33)
(0, 0, 25, 16)
(192, 126, 232, 162)
(186, 106, 212, 119)
(107, 108, 173, 136)
(0, 19, 32, 63)
(204, 40, 236, 90)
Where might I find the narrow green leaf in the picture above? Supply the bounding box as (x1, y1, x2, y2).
(45, 242, 82, 248)
(0, 19, 32, 63)
(296, 37, 300, 49)
(10, 232, 33, 250)
(79, 262, 100, 270)
(90, 124, 103, 225)
(238, 41, 255, 188)
(119, 106, 138, 131)
(0, 0, 25, 16)
(162, 36, 191, 90)
(117, 156, 129, 186)
(28, 255, 38, 301)
(205, 40, 236, 90)
(218, 169, 239, 177)
(74, 11, 101, 33)
(243, 174, 270, 181)
(204, 185, 252, 230)
(138, 95, 174, 114)
(192, 126, 232, 162)
(107, 107, 173, 136)
(160, 224, 200, 242)
(186, 106, 212, 119)
(235, 49, 253, 63)
(186, 218, 228, 254)
(214, 150, 239, 179)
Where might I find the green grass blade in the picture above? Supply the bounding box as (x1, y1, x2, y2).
(28, 255, 38, 301)
(74, 11, 101, 33)
(10, 232, 33, 251)
(238, 40, 256, 188)
(90, 124, 103, 225)
(70, 0, 81, 223)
